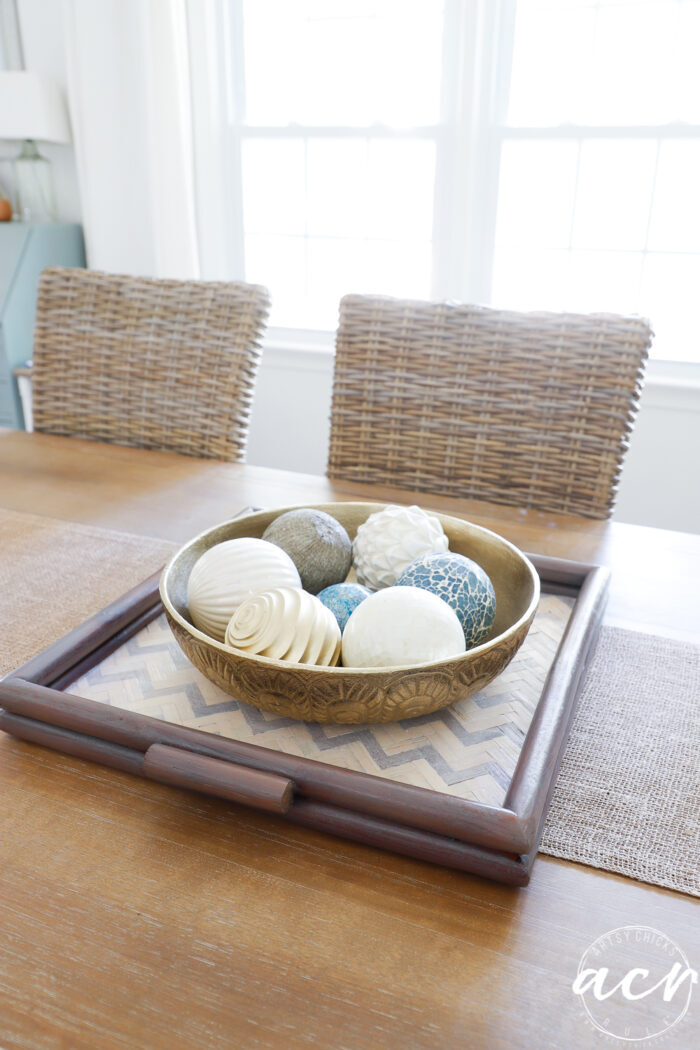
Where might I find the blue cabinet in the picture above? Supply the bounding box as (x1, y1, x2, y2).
(0, 222, 85, 428)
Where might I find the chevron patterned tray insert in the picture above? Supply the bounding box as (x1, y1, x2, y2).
(68, 594, 573, 808)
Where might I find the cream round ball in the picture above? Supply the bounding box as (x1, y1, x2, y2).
(341, 586, 465, 668)
(187, 537, 301, 642)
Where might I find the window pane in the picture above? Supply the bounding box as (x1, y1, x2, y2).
(305, 237, 367, 329)
(496, 140, 658, 257)
(491, 247, 642, 314)
(306, 140, 368, 237)
(495, 140, 579, 251)
(582, 3, 677, 126)
(676, 2, 700, 123)
(245, 234, 308, 328)
(305, 138, 435, 241)
(366, 140, 435, 241)
(491, 248, 573, 310)
(640, 253, 700, 361)
(237, 2, 441, 329)
(507, 1, 698, 127)
(242, 137, 435, 327)
(507, 3, 597, 127)
(571, 140, 657, 251)
(242, 140, 306, 235)
(242, 0, 444, 127)
(496, 0, 700, 369)
(565, 250, 643, 313)
(306, 236, 432, 329)
(360, 238, 433, 300)
(491, 241, 700, 362)
(647, 140, 700, 253)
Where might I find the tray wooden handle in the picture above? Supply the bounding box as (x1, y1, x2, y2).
(143, 743, 294, 814)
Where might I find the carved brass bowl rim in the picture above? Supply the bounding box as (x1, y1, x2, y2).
(160, 502, 540, 680)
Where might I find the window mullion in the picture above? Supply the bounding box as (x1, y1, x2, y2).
(436, 0, 516, 306)
(466, 0, 515, 306)
(222, 0, 247, 278)
(430, 0, 465, 300)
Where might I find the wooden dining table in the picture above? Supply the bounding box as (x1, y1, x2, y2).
(0, 428, 698, 1050)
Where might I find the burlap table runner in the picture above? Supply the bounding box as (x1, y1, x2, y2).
(0, 508, 177, 675)
(1, 508, 698, 896)
(541, 627, 699, 896)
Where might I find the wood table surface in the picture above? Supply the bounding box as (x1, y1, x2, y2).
(0, 430, 698, 1050)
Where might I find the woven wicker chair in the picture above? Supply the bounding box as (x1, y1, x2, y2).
(327, 295, 652, 519)
(31, 267, 270, 461)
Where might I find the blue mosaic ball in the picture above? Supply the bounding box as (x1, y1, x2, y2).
(317, 582, 372, 633)
(396, 552, 496, 648)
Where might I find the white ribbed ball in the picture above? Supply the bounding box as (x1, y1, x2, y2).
(341, 586, 466, 668)
(225, 587, 341, 666)
(352, 504, 449, 590)
(187, 538, 301, 641)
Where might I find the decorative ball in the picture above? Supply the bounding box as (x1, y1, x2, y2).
(341, 586, 465, 669)
(225, 587, 341, 666)
(317, 582, 372, 633)
(352, 504, 449, 591)
(187, 537, 301, 642)
(262, 508, 353, 594)
(396, 552, 496, 648)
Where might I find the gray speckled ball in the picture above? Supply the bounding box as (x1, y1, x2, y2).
(262, 509, 353, 595)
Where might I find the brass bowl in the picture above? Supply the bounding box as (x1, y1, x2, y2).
(160, 503, 540, 724)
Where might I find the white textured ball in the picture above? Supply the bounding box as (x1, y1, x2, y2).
(187, 538, 301, 642)
(225, 587, 341, 666)
(341, 586, 466, 668)
(352, 504, 449, 590)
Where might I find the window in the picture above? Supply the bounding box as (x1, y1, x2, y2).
(224, 0, 444, 331)
(217, 0, 700, 361)
(492, 0, 700, 364)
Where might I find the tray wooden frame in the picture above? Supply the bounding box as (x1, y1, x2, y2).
(0, 553, 609, 886)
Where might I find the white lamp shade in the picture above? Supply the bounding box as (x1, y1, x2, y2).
(0, 72, 71, 143)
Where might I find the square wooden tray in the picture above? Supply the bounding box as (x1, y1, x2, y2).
(0, 551, 609, 886)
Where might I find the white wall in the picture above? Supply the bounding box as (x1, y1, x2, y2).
(613, 369, 700, 532)
(247, 345, 334, 476)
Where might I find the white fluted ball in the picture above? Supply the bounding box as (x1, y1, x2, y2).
(352, 504, 449, 590)
(225, 587, 341, 666)
(341, 586, 465, 668)
(187, 538, 301, 642)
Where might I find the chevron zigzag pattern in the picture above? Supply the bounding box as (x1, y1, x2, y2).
(69, 595, 573, 807)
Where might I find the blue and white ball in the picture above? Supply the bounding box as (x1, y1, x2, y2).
(396, 552, 496, 648)
(317, 582, 372, 633)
